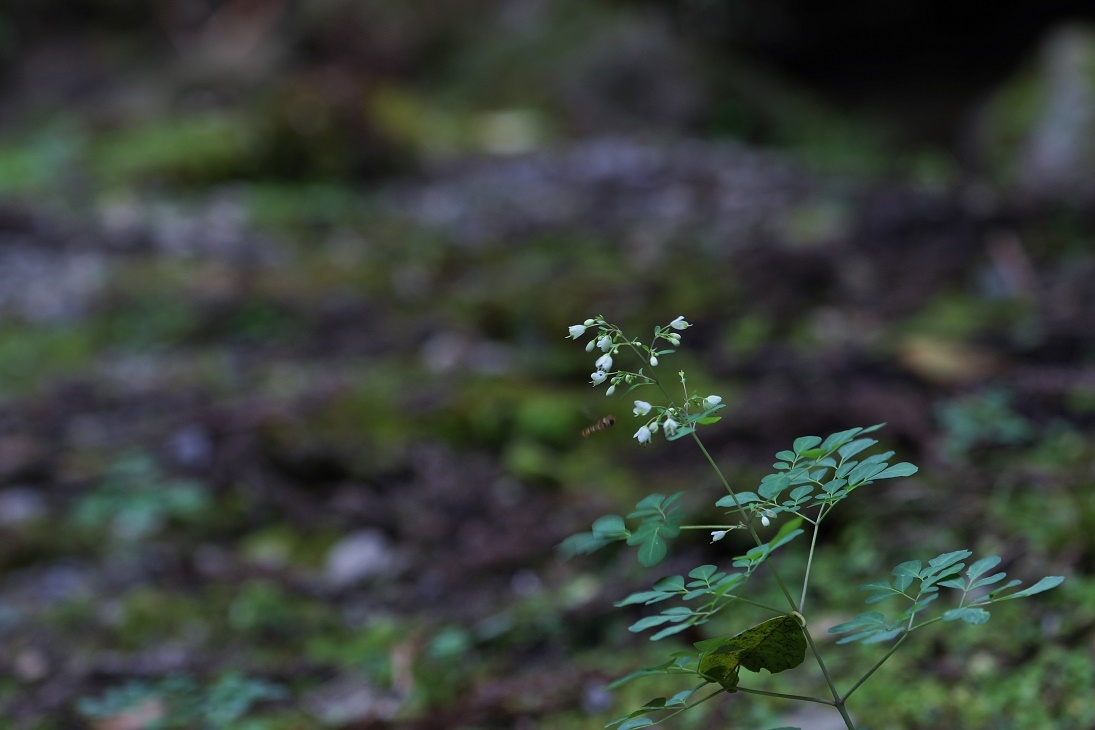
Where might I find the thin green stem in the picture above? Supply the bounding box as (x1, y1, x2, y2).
(689, 432, 800, 611)
(716, 594, 787, 615)
(636, 686, 726, 727)
(735, 686, 836, 706)
(679, 525, 744, 531)
(842, 634, 908, 702)
(801, 626, 856, 729)
(799, 520, 821, 612)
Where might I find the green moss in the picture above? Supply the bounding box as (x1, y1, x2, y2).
(238, 524, 340, 571)
(0, 323, 97, 396)
(305, 615, 404, 681)
(898, 291, 1030, 341)
(114, 587, 212, 652)
(92, 113, 257, 188)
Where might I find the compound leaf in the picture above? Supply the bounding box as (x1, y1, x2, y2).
(994, 576, 1065, 601)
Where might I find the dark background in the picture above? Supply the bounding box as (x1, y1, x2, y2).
(1, 2, 1094, 728)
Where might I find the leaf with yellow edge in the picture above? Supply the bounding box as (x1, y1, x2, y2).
(698, 615, 806, 690)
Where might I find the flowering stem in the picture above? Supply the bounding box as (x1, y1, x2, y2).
(688, 432, 799, 610)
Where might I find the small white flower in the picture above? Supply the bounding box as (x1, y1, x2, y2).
(633, 425, 652, 444)
(595, 354, 613, 371)
(649, 355, 659, 366)
(568, 324, 587, 338)
(703, 394, 723, 410)
(590, 371, 607, 385)
(585, 339, 597, 352)
(605, 384, 616, 396)
(633, 400, 652, 416)
(663, 416, 679, 436)
(597, 335, 612, 352)
(761, 513, 771, 527)
(710, 530, 728, 543)
(669, 316, 690, 330)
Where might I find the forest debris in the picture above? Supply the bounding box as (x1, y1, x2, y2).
(896, 335, 1003, 385)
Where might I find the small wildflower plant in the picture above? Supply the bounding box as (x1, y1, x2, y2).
(561, 315, 1064, 730)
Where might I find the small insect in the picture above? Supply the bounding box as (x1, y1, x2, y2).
(581, 415, 617, 437)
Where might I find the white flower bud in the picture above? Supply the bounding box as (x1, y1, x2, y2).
(583, 318, 597, 326)
(595, 354, 613, 371)
(710, 530, 728, 543)
(633, 425, 652, 444)
(703, 395, 722, 410)
(669, 316, 690, 330)
(590, 371, 607, 385)
(649, 355, 659, 367)
(605, 384, 616, 396)
(597, 336, 612, 352)
(585, 339, 597, 352)
(761, 514, 771, 527)
(568, 324, 587, 338)
(633, 400, 652, 416)
(664, 333, 680, 346)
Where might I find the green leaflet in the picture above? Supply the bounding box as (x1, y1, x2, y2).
(626, 492, 685, 567)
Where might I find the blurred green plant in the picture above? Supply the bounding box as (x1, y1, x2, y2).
(71, 452, 210, 541)
(936, 388, 1033, 463)
(560, 316, 1064, 730)
(76, 672, 286, 729)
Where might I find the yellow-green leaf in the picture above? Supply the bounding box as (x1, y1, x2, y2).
(698, 615, 807, 690)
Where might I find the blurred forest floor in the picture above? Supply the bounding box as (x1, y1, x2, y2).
(1, 2, 1095, 728)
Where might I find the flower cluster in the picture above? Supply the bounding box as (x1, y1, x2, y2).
(631, 395, 720, 445)
(567, 315, 725, 445)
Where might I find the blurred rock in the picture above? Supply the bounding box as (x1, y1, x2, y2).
(165, 425, 214, 468)
(324, 529, 400, 588)
(14, 648, 49, 682)
(0, 487, 47, 526)
(977, 24, 1095, 202)
(1018, 26, 1095, 199)
(89, 698, 165, 730)
(301, 674, 402, 724)
(394, 135, 813, 251)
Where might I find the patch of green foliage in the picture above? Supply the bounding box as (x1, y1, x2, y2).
(936, 388, 1033, 464)
(71, 452, 211, 541)
(0, 322, 97, 396)
(77, 672, 287, 729)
